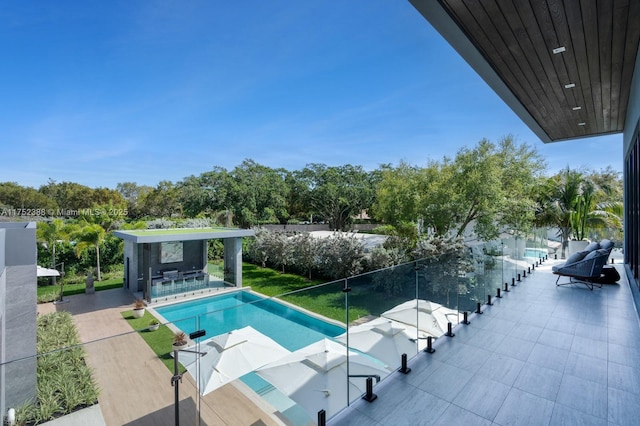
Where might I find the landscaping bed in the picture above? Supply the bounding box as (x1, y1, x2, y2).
(15, 312, 99, 425)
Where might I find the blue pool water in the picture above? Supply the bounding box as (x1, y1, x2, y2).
(524, 248, 548, 258)
(154, 291, 345, 351)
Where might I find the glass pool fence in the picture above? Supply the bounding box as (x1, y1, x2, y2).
(2, 231, 559, 425)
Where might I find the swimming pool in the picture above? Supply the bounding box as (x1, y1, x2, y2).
(524, 247, 548, 258)
(154, 290, 345, 351)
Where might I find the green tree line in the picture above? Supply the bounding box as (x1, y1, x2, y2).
(1, 135, 623, 281)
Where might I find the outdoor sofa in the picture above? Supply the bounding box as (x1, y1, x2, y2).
(552, 239, 616, 290)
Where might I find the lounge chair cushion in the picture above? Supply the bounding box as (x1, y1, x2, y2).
(583, 249, 605, 261)
(599, 239, 614, 251)
(584, 242, 600, 252)
(565, 251, 588, 265)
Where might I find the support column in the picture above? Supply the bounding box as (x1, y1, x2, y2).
(223, 237, 243, 287)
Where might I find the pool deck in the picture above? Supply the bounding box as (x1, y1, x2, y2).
(38, 288, 285, 426)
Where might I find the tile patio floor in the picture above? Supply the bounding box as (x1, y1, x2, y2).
(331, 259, 640, 426)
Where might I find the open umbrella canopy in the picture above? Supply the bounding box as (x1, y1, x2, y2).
(381, 299, 461, 338)
(178, 326, 289, 395)
(334, 317, 419, 370)
(256, 338, 389, 419)
(36, 265, 60, 277)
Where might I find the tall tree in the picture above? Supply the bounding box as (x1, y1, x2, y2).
(227, 160, 290, 228)
(141, 181, 182, 218)
(374, 136, 544, 241)
(0, 182, 57, 212)
(298, 164, 375, 231)
(116, 182, 153, 219)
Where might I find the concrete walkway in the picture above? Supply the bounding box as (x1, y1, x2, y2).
(38, 288, 284, 426)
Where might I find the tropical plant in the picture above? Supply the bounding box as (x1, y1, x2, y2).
(173, 331, 187, 346)
(535, 167, 623, 257)
(69, 222, 106, 280)
(36, 218, 68, 272)
(15, 312, 99, 424)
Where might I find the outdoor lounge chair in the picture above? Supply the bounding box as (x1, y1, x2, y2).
(552, 239, 614, 290)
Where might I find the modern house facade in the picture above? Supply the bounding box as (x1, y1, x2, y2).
(0, 222, 37, 417)
(409, 0, 640, 294)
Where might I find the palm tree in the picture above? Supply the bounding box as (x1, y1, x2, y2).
(534, 168, 583, 258)
(36, 219, 67, 281)
(71, 222, 106, 281)
(570, 178, 623, 242)
(535, 167, 623, 258)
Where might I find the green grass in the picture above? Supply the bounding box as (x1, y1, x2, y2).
(121, 309, 180, 372)
(120, 227, 233, 236)
(37, 276, 123, 303)
(239, 263, 404, 323)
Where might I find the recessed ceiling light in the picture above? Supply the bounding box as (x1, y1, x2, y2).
(553, 46, 566, 54)
(578, 122, 586, 126)
(572, 106, 582, 111)
(564, 83, 576, 89)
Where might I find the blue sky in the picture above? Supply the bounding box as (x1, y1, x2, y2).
(0, 1, 623, 189)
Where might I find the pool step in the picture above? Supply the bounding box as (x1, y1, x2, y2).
(255, 382, 276, 397)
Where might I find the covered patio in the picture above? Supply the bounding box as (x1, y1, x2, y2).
(114, 227, 254, 302)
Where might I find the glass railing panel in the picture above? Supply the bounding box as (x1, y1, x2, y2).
(344, 263, 419, 376)
(253, 280, 346, 425)
(471, 240, 504, 309)
(150, 272, 229, 302)
(524, 227, 549, 263)
(502, 233, 534, 283)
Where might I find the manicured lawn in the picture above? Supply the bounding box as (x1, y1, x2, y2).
(121, 309, 180, 372)
(240, 263, 404, 323)
(121, 227, 231, 236)
(37, 277, 123, 303)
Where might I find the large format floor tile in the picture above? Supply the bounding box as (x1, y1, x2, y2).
(332, 261, 640, 426)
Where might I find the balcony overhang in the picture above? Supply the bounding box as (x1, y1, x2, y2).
(410, 0, 640, 143)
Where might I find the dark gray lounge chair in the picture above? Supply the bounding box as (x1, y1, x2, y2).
(552, 239, 614, 290)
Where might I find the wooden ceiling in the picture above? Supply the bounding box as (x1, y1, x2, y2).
(411, 0, 640, 142)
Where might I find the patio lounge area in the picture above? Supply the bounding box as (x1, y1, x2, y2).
(332, 258, 640, 425)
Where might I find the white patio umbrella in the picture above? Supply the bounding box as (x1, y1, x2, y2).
(178, 326, 289, 395)
(256, 338, 389, 419)
(36, 265, 60, 277)
(334, 317, 419, 370)
(381, 299, 461, 338)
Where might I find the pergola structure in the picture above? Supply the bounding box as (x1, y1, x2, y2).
(114, 227, 255, 301)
